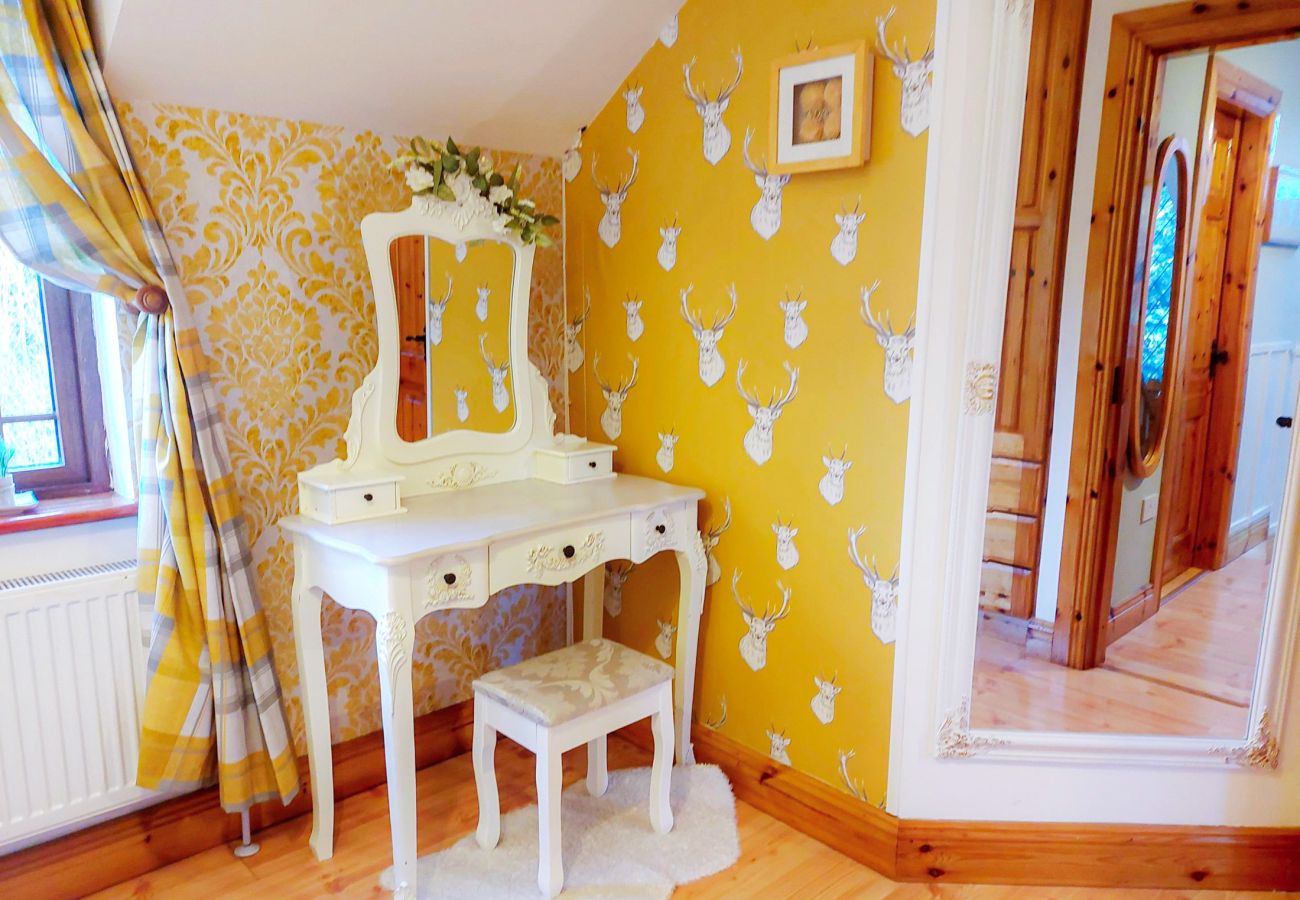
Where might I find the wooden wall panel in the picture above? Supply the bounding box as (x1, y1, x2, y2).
(980, 0, 1089, 619)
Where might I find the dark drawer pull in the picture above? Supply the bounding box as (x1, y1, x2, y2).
(655, 524, 667, 534)
(562, 544, 576, 559)
(363, 492, 374, 502)
(1279, 416, 1294, 429)
(588, 460, 598, 469)
(443, 573, 457, 586)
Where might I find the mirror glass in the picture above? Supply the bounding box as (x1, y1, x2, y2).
(966, 36, 1298, 743)
(391, 235, 516, 441)
(1134, 145, 1184, 467)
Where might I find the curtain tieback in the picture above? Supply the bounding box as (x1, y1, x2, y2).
(135, 284, 169, 315)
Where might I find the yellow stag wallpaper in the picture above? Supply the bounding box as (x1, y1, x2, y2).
(121, 102, 568, 749)
(566, 0, 934, 803)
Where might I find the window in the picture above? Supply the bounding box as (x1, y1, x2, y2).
(0, 243, 110, 498)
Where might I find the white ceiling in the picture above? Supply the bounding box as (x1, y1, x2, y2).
(91, 0, 682, 156)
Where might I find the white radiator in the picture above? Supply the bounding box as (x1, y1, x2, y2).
(0, 560, 160, 854)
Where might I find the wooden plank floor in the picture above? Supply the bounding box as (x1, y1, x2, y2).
(94, 736, 1281, 899)
(971, 543, 1269, 737)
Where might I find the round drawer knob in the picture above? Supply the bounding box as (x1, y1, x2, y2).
(363, 492, 374, 502)
(588, 460, 598, 469)
(443, 573, 457, 586)
(562, 544, 576, 559)
(655, 524, 667, 534)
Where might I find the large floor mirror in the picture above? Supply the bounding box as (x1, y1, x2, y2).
(969, 1, 1300, 742)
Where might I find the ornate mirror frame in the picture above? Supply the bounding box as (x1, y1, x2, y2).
(1128, 135, 1190, 478)
(889, 0, 1300, 826)
(320, 196, 559, 496)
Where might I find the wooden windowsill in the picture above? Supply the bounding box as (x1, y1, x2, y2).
(0, 492, 137, 536)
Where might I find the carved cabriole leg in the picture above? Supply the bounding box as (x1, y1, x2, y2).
(536, 730, 564, 897)
(673, 531, 707, 765)
(375, 582, 417, 900)
(581, 565, 608, 794)
(291, 549, 333, 861)
(649, 682, 675, 834)
(472, 696, 500, 849)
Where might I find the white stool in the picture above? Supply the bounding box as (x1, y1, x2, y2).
(471, 638, 675, 896)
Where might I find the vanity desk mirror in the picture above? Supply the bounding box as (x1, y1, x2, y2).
(281, 159, 706, 899)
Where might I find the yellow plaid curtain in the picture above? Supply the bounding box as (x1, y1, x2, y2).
(0, 0, 298, 810)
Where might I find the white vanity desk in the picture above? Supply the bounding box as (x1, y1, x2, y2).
(280, 191, 708, 898)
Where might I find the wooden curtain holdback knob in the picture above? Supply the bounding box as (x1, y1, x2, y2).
(135, 284, 170, 315)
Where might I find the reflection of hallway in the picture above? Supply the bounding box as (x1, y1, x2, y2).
(971, 542, 1270, 737)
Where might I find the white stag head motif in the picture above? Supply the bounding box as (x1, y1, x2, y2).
(732, 570, 791, 672)
(838, 749, 872, 803)
(683, 49, 743, 165)
(593, 353, 639, 440)
(426, 272, 452, 346)
(859, 280, 915, 405)
(811, 674, 842, 725)
(767, 727, 792, 766)
(736, 360, 799, 466)
(779, 290, 808, 349)
(702, 497, 731, 586)
(772, 514, 799, 570)
(623, 294, 645, 342)
(819, 446, 852, 506)
(658, 216, 681, 272)
(622, 83, 645, 133)
(591, 149, 639, 248)
(831, 198, 866, 266)
(654, 619, 676, 659)
(848, 526, 899, 645)
(475, 283, 490, 322)
(876, 7, 934, 138)
(562, 129, 583, 183)
(604, 561, 633, 618)
(454, 386, 469, 423)
(479, 334, 510, 413)
(656, 428, 679, 473)
(680, 283, 737, 388)
(659, 13, 678, 48)
(742, 128, 790, 241)
(565, 288, 591, 373)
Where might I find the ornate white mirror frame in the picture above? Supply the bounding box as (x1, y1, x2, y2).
(321, 195, 560, 495)
(889, 0, 1300, 826)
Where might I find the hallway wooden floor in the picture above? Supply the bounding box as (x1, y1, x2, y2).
(971, 542, 1271, 736)
(94, 736, 1282, 899)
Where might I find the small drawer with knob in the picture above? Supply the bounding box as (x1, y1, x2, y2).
(297, 470, 406, 525)
(631, 501, 696, 562)
(488, 514, 630, 591)
(533, 436, 616, 484)
(415, 548, 489, 614)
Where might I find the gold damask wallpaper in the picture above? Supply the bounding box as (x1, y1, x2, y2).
(120, 102, 568, 749)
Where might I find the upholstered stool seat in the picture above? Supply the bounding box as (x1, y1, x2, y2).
(471, 638, 676, 896)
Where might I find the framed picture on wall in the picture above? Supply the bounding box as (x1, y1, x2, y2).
(768, 41, 869, 175)
(1264, 165, 1300, 248)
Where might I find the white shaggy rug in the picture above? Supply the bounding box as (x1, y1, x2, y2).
(380, 764, 739, 898)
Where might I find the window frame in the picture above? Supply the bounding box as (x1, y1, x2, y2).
(2, 282, 112, 499)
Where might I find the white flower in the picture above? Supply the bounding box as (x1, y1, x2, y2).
(448, 171, 477, 204)
(489, 184, 513, 205)
(405, 165, 435, 193)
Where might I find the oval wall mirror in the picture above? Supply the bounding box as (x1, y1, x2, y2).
(1129, 135, 1190, 477)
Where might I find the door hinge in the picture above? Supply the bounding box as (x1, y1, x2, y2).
(1111, 365, 1124, 405)
(1209, 341, 1230, 378)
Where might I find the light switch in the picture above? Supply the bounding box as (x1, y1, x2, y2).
(1140, 494, 1159, 524)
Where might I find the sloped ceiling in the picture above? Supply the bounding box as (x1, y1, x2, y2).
(91, 0, 682, 156)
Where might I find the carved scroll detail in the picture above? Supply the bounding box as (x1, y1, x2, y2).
(429, 461, 496, 490)
(962, 362, 998, 416)
(526, 532, 605, 577)
(376, 611, 410, 716)
(936, 697, 1006, 758)
(424, 554, 476, 611)
(1213, 710, 1280, 769)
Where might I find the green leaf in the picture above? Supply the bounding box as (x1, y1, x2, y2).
(445, 135, 460, 155)
(473, 175, 487, 192)
(538, 214, 559, 226)
(436, 183, 456, 202)
(489, 172, 505, 187)
(443, 155, 459, 174)
(430, 158, 442, 185)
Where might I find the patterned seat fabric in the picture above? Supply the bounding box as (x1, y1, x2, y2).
(473, 639, 673, 726)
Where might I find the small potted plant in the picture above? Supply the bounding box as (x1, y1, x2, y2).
(0, 438, 15, 508)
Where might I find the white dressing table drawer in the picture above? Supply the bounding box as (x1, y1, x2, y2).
(490, 515, 630, 590)
(413, 549, 490, 615)
(631, 501, 696, 562)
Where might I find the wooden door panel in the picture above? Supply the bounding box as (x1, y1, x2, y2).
(984, 512, 1041, 569)
(988, 460, 1046, 515)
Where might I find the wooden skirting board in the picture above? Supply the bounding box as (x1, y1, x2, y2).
(5, 704, 1299, 895)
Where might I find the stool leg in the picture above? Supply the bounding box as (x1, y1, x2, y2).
(649, 684, 675, 834)
(473, 700, 500, 850)
(586, 735, 608, 797)
(536, 734, 564, 896)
